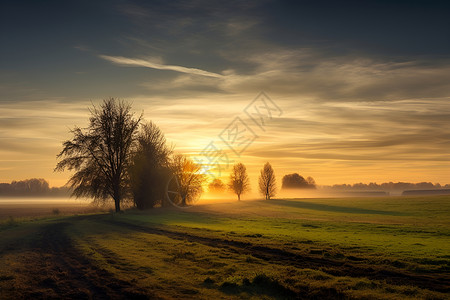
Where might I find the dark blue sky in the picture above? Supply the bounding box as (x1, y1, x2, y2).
(1, 0, 450, 102)
(265, 0, 450, 56)
(3, 1, 450, 56)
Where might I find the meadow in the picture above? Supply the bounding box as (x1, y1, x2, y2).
(0, 195, 449, 299)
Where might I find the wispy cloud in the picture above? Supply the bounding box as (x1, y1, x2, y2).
(99, 55, 223, 78)
(104, 47, 450, 102)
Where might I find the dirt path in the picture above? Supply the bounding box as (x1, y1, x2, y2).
(12, 221, 154, 299)
(103, 218, 450, 294)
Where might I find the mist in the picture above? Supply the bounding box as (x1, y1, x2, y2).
(0, 197, 99, 220)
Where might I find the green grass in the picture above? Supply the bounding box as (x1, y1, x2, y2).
(0, 195, 449, 299)
(117, 196, 450, 265)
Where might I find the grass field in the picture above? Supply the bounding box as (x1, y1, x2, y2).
(0, 196, 449, 299)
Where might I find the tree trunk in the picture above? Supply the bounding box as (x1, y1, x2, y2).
(113, 187, 121, 212)
(238, 193, 241, 201)
(115, 199, 121, 212)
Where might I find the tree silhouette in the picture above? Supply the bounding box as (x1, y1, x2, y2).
(259, 162, 276, 200)
(281, 173, 316, 189)
(55, 98, 141, 212)
(0, 178, 52, 196)
(306, 176, 316, 187)
(228, 162, 250, 201)
(130, 121, 172, 209)
(168, 154, 205, 206)
(208, 178, 226, 193)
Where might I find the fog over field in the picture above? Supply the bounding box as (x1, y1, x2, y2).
(0, 197, 99, 220)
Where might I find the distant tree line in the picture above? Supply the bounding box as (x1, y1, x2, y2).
(325, 182, 450, 191)
(0, 178, 69, 197)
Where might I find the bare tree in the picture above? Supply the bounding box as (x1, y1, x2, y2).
(168, 154, 205, 206)
(130, 121, 172, 209)
(228, 162, 250, 201)
(55, 98, 141, 212)
(259, 162, 276, 200)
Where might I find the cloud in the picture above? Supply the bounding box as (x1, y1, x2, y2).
(225, 51, 450, 101)
(243, 97, 450, 164)
(106, 47, 450, 103)
(99, 55, 223, 78)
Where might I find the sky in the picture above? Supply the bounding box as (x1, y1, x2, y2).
(1, 0, 450, 188)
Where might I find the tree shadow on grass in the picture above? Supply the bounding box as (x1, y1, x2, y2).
(268, 199, 407, 216)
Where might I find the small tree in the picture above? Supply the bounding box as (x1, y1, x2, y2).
(208, 178, 226, 193)
(306, 176, 316, 187)
(228, 162, 250, 201)
(130, 121, 172, 209)
(168, 154, 206, 206)
(258, 162, 276, 200)
(55, 98, 141, 212)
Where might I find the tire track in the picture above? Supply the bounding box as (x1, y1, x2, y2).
(20, 221, 153, 299)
